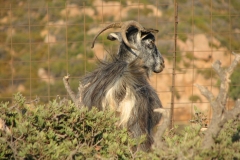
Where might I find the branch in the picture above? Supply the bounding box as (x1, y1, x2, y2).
(215, 52, 240, 109)
(202, 99, 240, 149)
(212, 60, 224, 79)
(152, 108, 170, 149)
(212, 61, 228, 109)
(194, 84, 215, 103)
(63, 75, 78, 107)
(194, 84, 218, 111)
(196, 53, 240, 149)
(226, 52, 240, 75)
(219, 99, 240, 127)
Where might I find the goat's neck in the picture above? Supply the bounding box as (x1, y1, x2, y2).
(117, 47, 151, 78)
(118, 44, 139, 63)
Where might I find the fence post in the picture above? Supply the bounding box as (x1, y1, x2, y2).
(169, 1, 178, 129)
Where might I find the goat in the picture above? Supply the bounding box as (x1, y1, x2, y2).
(63, 21, 165, 151)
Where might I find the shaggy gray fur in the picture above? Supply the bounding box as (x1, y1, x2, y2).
(79, 57, 162, 151)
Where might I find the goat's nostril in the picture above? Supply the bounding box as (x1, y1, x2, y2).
(161, 62, 165, 68)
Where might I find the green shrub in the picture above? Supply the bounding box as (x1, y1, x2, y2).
(0, 93, 142, 159)
(1, 93, 239, 159)
(146, 110, 240, 159)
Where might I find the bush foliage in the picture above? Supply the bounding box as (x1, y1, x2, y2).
(153, 116, 240, 159)
(0, 93, 145, 159)
(0, 93, 240, 159)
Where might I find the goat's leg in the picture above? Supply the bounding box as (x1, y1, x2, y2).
(63, 75, 78, 106)
(128, 118, 153, 152)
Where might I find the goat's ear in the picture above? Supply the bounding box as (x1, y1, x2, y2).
(141, 28, 158, 39)
(107, 32, 122, 42)
(140, 32, 151, 39)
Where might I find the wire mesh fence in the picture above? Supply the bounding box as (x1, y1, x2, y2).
(0, 0, 240, 126)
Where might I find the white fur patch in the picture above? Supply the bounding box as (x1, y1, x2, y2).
(118, 87, 135, 127)
(102, 86, 118, 111)
(78, 83, 90, 103)
(102, 85, 135, 127)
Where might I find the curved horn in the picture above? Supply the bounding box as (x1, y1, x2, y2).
(120, 20, 146, 50)
(91, 22, 123, 48)
(91, 21, 146, 50)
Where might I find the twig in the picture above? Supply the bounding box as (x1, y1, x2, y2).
(227, 52, 240, 74)
(152, 108, 170, 149)
(219, 99, 240, 127)
(25, 97, 40, 104)
(66, 143, 84, 160)
(194, 84, 215, 104)
(0, 118, 11, 135)
(63, 75, 78, 107)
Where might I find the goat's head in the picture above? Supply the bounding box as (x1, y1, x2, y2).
(91, 20, 165, 75)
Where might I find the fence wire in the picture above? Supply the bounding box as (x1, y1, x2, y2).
(0, 0, 240, 126)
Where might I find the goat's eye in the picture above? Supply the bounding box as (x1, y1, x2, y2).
(147, 40, 154, 49)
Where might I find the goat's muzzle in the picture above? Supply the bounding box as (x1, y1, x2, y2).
(153, 57, 165, 73)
